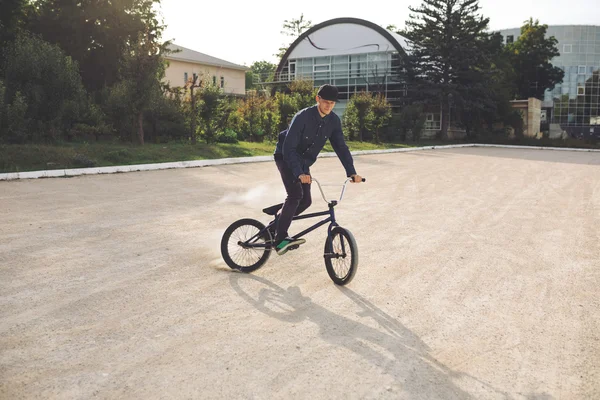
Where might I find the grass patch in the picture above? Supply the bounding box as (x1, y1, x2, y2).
(0, 140, 420, 173)
(2, 137, 597, 174)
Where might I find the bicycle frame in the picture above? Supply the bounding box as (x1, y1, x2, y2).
(272, 201, 338, 241)
(239, 178, 356, 251)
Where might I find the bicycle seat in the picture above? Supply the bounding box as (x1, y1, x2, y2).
(262, 203, 283, 216)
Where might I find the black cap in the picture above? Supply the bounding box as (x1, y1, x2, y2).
(317, 84, 338, 101)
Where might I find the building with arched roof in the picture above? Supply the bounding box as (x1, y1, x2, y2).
(268, 17, 411, 116)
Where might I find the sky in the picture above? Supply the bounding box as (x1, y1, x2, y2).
(158, 0, 600, 67)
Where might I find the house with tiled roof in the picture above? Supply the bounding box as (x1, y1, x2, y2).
(164, 44, 249, 95)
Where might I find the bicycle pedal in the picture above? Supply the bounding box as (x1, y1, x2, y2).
(288, 245, 300, 251)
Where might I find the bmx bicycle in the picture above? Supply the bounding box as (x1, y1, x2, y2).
(220, 176, 365, 285)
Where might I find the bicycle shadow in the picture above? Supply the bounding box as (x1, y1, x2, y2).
(228, 273, 510, 399)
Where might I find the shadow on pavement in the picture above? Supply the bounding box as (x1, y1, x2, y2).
(228, 272, 512, 399)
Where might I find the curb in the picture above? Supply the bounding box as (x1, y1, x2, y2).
(473, 143, 600, 152)
(2, 143, 599, 181)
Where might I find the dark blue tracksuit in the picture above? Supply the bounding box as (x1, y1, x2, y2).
(273, 105, 357, 241)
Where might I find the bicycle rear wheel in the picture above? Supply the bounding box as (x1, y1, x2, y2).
(324, 227, 358, 285)
(221, 218, 272, 272)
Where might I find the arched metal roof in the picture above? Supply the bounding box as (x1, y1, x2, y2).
(275, 17, 410, 75)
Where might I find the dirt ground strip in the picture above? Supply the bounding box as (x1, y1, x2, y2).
(1, 147, 599, 399)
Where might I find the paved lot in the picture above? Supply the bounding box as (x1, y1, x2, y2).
(1, 147, 599, 399)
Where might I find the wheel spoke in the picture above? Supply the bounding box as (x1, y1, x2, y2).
(225, 224, 267, 267)
(332, 234, 351, 279)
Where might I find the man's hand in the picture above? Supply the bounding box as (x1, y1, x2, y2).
(298, 174, 311, 184)
(350, 174, 363, 183)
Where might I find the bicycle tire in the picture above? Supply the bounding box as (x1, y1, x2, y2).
(324, 226, 358, 285)
(221, 218, 272, 272)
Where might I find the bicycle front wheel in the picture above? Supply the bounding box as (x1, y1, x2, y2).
(221, 218, 272, 272)
(324, 227, 358, 285)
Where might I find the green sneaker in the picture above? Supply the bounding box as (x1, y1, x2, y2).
(275, 237, 306, 255)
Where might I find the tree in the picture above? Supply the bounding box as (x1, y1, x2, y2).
(246, 60, 277, 89)
(188, 73, 201, 144)
(401, 0, 492, 139)
(29, 0, 162, 94)
(505, 18, 564, 100)
(108, 2, 169, 145)
(276, 14, 312, 59)
(0, 0, 31, 64)
(2, 32, 90, 142)
(458, 32, 515, 138)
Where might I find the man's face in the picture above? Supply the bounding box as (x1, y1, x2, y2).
(316, 96, 336, 115)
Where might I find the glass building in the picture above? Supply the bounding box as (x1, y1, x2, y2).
(499, 25, 600, 137)
(267, 18, 410, 117)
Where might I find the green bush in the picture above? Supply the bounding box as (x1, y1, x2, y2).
(0, 80, 5, 140)
(343, 92, 393, 142)
(275, 91, 298, 131)
(5, 91, 29, 143)
(288, 80, 316, 110)
(505, 110, 525, 138)
(102, 81, 135, 141)
(368, 94, 392, 143)
(397, 104, 426, 142)
(216, 129, 239, 144)
(2, 32, 92, 142)
(197, 83, 223, 144)
(237, 91, 268, 142)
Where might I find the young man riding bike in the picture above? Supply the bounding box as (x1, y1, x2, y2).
(273, 84, 363, 255)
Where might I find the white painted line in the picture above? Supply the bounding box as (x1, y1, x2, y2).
(1, 143, 598, 181)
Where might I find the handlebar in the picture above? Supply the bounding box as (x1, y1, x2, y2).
(311, 176, 365, 205)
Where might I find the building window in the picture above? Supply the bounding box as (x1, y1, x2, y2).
(424, 113, 441, 130)
(314, 64, 330, 72)
(349, 55, 364, 78)
(577, 86, 585, 96)
(220, 76, 224, 88)
(212, 76, 216, 85)
(184, 72, 188, 84)
(506, 35, 514, 44)
(578, 65, 586, 75)
(563, 44, 572, 53)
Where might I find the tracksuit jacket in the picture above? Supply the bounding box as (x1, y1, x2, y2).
(274, 105, 357, 179)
